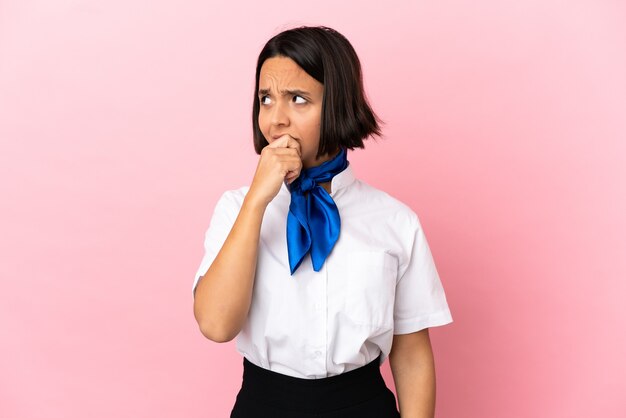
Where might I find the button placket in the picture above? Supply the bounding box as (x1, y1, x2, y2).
(308, 261, 328, 370)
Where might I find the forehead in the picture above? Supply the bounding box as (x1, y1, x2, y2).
(259, 56, 321, 91)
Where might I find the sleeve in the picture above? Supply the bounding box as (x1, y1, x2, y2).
(393, 213, 453, 334)
(192, 190, 240, 298)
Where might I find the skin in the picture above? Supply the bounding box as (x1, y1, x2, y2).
(258, 56, 438, 416)
(194, 54, 438, 417)
(193, 56, 339, 342)
(257, 55, 340, 194)
(389, 329, 437, 417)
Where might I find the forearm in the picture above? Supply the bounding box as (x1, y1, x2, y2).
(389, 331, 437, 418)
(193, 194, 267, 342)
(392, 360, 435, 417)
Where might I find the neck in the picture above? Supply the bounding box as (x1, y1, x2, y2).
(303, 181, 331, 197)
(318, 181, 331, 194)
(305, 147, 341, 170)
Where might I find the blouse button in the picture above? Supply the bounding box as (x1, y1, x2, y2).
(314, 350, 322, 357)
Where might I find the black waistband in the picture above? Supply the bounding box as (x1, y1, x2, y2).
(238, 354, 387, 413)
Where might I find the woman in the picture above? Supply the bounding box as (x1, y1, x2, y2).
(192, 25, 453, 418)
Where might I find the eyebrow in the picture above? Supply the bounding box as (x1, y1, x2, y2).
(258, 88, 311, 97)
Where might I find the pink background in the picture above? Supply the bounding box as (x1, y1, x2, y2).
(1, 1, 625, 417)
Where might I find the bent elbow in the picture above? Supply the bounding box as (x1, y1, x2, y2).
(198, 322, 236, 343)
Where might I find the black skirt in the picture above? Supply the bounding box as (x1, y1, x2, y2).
(230, 353, 401, 418)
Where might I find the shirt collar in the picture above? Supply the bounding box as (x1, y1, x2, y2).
(280, 160, 356, 196)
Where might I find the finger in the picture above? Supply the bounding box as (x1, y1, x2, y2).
(269, 147, 302, 156)
(267, 134, 301, 158)
(284, 158, 302, 180)
(283, 136, 302, 158)
(267, 134, 291, 149)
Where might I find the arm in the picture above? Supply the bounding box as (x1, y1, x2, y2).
(193, 194, 268, 343)
(389, 328, 436, 418)
(193, 136, 302, 343)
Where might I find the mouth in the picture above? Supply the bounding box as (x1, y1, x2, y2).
(271, 134, 295, 140)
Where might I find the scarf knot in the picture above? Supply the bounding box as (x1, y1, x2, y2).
(294, 174, 316, 193)
(286, 147, 348, 275)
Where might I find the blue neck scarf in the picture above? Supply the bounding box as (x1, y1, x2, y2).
(286, 147, 348, 275)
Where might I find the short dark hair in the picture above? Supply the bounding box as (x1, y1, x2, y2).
(252, 26, 384, 158)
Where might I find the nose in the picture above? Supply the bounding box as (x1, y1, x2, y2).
(270, 99, 289, 127)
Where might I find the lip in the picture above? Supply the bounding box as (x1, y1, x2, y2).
(272, 134, 294, 140)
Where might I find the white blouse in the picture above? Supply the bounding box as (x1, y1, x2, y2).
(193, 162, 453, 379)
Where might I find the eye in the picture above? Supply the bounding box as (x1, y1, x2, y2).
(260, 95, 271, 105)
(293, 95, 307, 104)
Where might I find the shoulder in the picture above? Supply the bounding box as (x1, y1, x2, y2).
(217, 185, 250, 205)
(351, 179, 420, 227)
(211, 185, 250, 217)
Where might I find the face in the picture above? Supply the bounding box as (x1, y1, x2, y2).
(258, 56, 338, 169)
